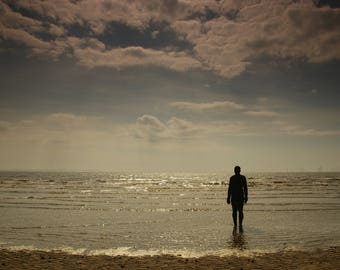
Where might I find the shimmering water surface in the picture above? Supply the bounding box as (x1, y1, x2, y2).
(0, 172, 339, 255)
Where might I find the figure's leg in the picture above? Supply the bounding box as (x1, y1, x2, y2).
(232, 204, 237, 227)
(238, 203, 244, 227)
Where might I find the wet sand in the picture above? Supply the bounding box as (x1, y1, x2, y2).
(0, 247, 338, 270)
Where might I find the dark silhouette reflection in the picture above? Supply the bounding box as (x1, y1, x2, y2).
(230, 226, 247, 250)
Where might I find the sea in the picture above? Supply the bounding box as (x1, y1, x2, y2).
(0, 171, 339, 257)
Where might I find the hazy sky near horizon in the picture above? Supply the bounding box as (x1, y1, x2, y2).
(0, 0, 340, 172)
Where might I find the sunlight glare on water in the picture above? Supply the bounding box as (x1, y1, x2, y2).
(0, 171, 339, 255)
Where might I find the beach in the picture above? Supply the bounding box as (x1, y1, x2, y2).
(0, 247, 339, 270)
(0, 172, 339, 269)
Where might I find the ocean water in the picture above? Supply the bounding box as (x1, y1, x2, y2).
(0, 171, 339, 256)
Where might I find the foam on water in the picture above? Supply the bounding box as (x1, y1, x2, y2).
(4, 245, 293, 258)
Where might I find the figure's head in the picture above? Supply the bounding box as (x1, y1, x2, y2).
(234, 166, 241, 174)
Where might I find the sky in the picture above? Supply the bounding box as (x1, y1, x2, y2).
(0, 0, 339, 172)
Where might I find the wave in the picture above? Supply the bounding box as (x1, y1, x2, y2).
(1, 244, 308, 258)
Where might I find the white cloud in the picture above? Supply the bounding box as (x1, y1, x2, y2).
(133, 114, 284, 142)
(289, 129, 340, 136)
(5, 0, 78, 24)
(0, 113, 131, 149)
(169, 100, 244, 111)
(48, 23, 65, 36)
(1, 111, 339, 171)
(0, 1, 43, 32)
(202, 120, 250, 136)
(71, 45, 202, 72)
(167, 117, 201, 137)
(0, 25, 49, 50)
(173, 0, 340, 77)
(136, 114, 166, 133)
(4, 0, 188, 31)
(1, 0, 340, 78)
(134, 114, 202, 141)
(272, 120, 340, 136)
(244, 110, 279, 117)
(46, 113, 89, 128)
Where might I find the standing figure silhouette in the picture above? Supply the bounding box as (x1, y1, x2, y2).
(227, 166, 248, 229)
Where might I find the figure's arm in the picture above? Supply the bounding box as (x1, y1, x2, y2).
(244, 176, 248, 203)
(227, 178, 232, 204)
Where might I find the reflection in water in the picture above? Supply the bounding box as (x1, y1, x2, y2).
(1, 171, 339, 252)
(230, 227, 247, 250)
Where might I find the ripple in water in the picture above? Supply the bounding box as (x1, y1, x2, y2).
(0, 171, 339, 254)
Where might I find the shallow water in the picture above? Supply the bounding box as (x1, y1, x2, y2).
(0, 171, 339, 256)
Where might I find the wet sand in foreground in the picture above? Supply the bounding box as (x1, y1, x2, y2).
(0, 247, 338, 270)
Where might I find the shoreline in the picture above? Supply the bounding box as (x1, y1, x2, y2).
(0, 247, 338, 270)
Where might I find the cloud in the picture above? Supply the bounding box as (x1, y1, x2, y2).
(202, 120, 249, 136)
(136, 114, 166, 134)
(48, 23, 65, 36)
(290, 129, 340, 136)
(251, 3, 340, 63)
(3, 0, 187, 31)
(0, 120, 10, 133)
(0, 1, 65, 50)
(134, 114, 202, 141)
(71, 45, 202, 72)
(0, 113, 131, 149)
(169, 100, 244, 111)
(4, 0, 79, 24)
(46, 113, 89, 128)
(134, 111, 340, 139)
(173, 0, 340, 77)
(167, 117, 202, 137)
(133, 114, 264, 141)
(0, 25, 50, 50)
(0, 1, 42, 32)
(244, 110, 279, 117)
(1, 0, 340, 78)
(272, 120, 340, 136)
